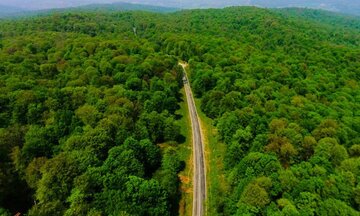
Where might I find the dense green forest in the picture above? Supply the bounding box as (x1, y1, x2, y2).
(0, 26, 185, 216)
(0, 6, 359, 216)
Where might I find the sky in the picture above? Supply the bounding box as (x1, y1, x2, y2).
(0, 0, 120, 10)
(0, 0, 359, 15)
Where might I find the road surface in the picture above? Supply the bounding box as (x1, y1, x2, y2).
(180, 62, 206, 216)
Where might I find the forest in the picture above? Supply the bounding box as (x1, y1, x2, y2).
(0, 6, 360, 216)
(0, 26, 185, 216)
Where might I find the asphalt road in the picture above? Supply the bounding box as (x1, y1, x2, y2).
(180, 63, 206, 216)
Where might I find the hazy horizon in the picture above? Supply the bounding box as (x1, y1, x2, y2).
(0, 0, 359, 15)
(0, 0, 121, 10)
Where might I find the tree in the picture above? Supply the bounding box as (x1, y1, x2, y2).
(301, 136, 317, 160)
(314, 138, 348, 166)
(266, 135, 297, 168)
(40, 63, 58, 78)
(104, 146, 144, 177)
(75, 104, 100, 127)
(122, 176, 170, 216)
(35, 153, 81, 204)
(22, 126, 55, 164)
(137, 111, 180, 143)
(25, 157, 48, 189)
(28, 201, 65, 216)
(123, 138, 161, 176)
(312, 119, 339, 141)
(240, 178, 271, 208)
(277, 199, 301, 216)
(125, 77, 143, 91)
(317, 199, 358, 216)
(229, 152, 281, 186)
(349, 144, 360, 157)
(153, 148, 184, 213)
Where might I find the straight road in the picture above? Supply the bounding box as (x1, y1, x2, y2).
(179, 62, 206, 216)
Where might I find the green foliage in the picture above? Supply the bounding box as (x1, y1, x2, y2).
(40, 63, 58, 78)
(0, 16, 184, 214)
(239, 177, 272, 208)
(171, 7, 359, 215)
(317, 198, 358, 216)
(22, 126, 55, 163)
(0, 5, 359, 215)
(0, 208, 11, 216)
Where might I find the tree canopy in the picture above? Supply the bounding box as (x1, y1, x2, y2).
(0, 6, 359, 215)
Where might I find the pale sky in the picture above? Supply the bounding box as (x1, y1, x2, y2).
(0, 0, 358, 15)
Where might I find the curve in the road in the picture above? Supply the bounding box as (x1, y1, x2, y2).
(180, 62, 206, 216)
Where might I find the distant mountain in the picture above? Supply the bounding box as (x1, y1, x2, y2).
(0, 5, 26, 16)
(276, 8, 360, 31)
(0, 0, 113, 10)
(78, 2, 178, 13)
(121, 0, 360, 15)
(0, 1, 358, 17)
(250, 0, 360, 16)
(0, 2, 179, 18)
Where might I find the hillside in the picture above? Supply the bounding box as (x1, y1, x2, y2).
(78, 2, 178, 13)
(0, 2, 178, 18)
(276, 8, 360, 31)
(1, 0, 359, 15)
(251, 0, 360, 15)
(116, 0, 360, 15)
(0, 7, 359, 216)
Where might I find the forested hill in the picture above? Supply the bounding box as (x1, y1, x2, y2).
(77, 2, 178, 13)
(0, 2, 178, 18)
(276, 8, 360, 31)
(0, 6, 359, 216)
(1, 7, 359, 46)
